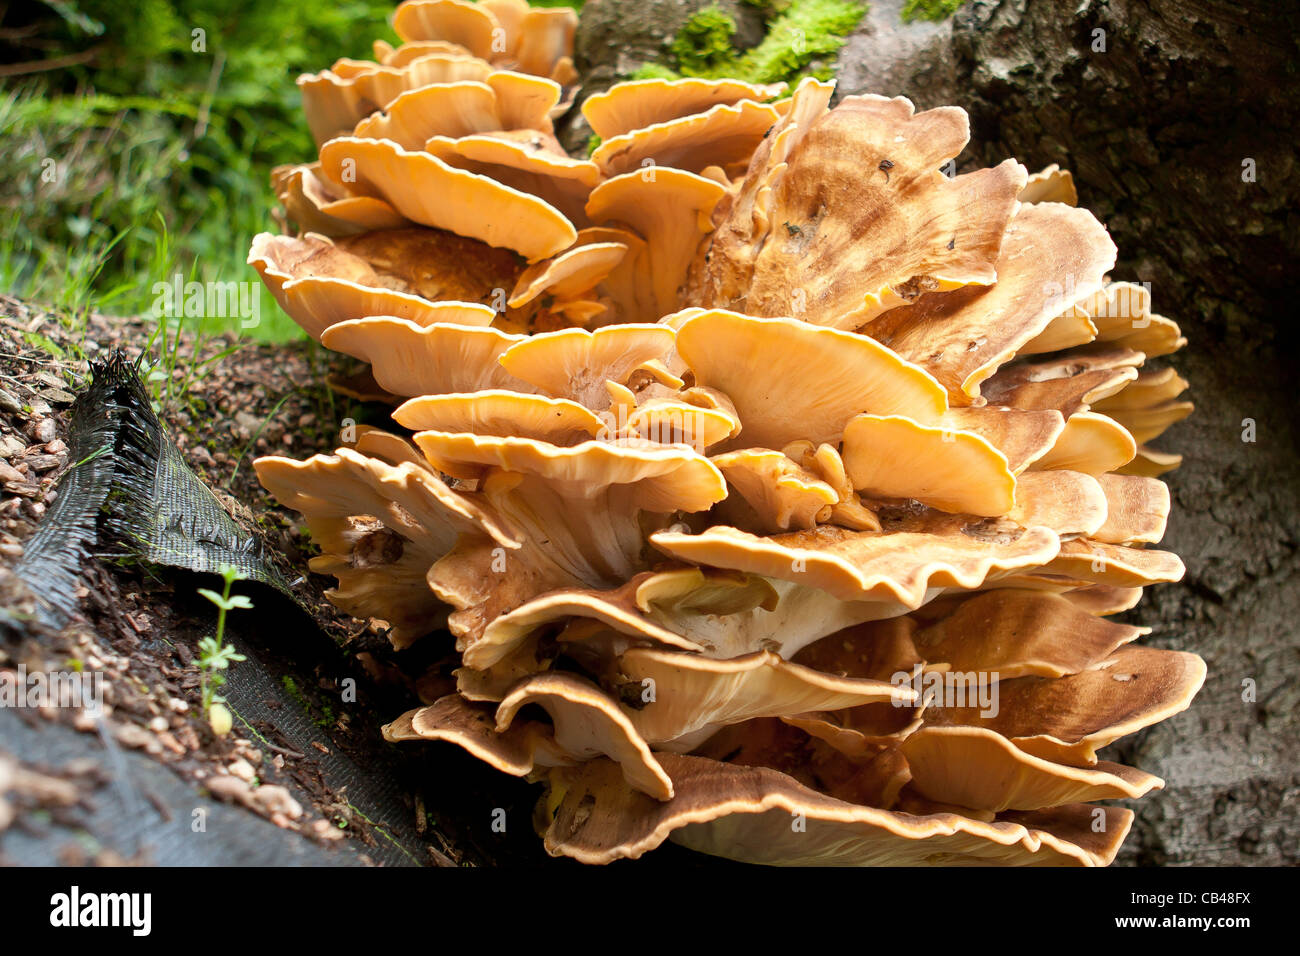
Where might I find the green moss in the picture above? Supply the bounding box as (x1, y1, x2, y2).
(671, 6, 739, 76)
(741, 0, 866, 82)
(630, 62, 682, 81)
(651, 0, 867, 86)
(281, 674, 306, 708)
(900, 0, 963, 23)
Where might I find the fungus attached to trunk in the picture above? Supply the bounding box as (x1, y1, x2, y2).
(248, 0, 1200, 867)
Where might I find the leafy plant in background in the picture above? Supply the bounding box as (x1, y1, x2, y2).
(195, 565, 251, 735)
(0, 0, 402, 338)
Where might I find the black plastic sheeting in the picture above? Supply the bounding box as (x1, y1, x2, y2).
(14, 351, 289, 623)
(4, 353, 426, 866)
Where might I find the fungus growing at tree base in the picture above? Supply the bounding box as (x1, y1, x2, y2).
(249, 0, 1200, 866)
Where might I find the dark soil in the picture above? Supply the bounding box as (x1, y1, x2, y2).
(0, 297, 554, 866)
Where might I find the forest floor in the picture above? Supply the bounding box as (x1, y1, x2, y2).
(0, 297, 504, 866)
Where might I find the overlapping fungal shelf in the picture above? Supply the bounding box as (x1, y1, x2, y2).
(250, 0, 1203, 866)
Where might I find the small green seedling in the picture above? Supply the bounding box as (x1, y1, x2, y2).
(196, 566, 251, 734)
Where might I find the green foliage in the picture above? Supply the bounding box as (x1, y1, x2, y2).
(900, 0, 963, 23)
(195, 565, 251, 717)
(650, 0, 867, 86)
(0, 0, 398, 339)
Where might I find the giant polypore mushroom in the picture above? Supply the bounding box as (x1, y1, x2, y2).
(247, 0, 1201, 867)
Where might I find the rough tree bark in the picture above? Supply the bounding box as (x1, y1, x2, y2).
(837, 0, 1299, 866)
(575, 0, 1299, 865)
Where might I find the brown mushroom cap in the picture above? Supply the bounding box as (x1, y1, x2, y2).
(353, 81, 496, 147)
(460, 650, 912, 770)
(321, 319, 528, 396)
(1020, 164, 1078, 205)
(789, 442, 883, 532)
(275, 163, 409, 236)
(1092, 473, 1171, 545)
(349, 73, 560, 149)
(618, 647, 912, 748)
(492, 675, 673, 797)
(1030, 411, 1137, 475)
(485, 70, 562, 129)
(393, 390, 605, 444)
(585, 168, 726, 321)
(921, 645, 1206, 766)
(248, 230, 513, 340)
(319, 137, 575, 259)
(651, 518, 1061, 607)
(686, 77, 834, 310)
(911, 588, 1145, 680)
(374, 39, 473, 65)
(254, 446, 517, 647)
(298, 52, 495, 145)
(358, 72, 558, 147)
(861, 202, 1118, 402)
(1040, 539, 1185, 588)
(785, 589, 1145, 762)
(981, 349, 1142, 417)
(412, 432, 726, 513)
(496, 324, 675, 407)
(394, 0, 498, 56)
(512, 6, 578, 79)
(539, 754, 1132, 865)
(712, 448, 838, 533)
(703, 94, 1027, 328)
(899, 726, 1162, 812)
(414, 437, 730, 648)
(1062, 585, 1145, 617)
(675, 311, 948, 449)
(620, 393, 741, 451)
(591, 99, 781, 178)
(463, 572, 714, 669)
(841, 414, 1016, 516)
(465, 567, 907, 667)
(386, 683, 674, 799)
(1117, 446, 1183, 478)
(507, 236, 624, 310)
(1091, 371, 1194, 445)
(582, 77, 788, 140)
(1007, 470, 1108, 538)
(383, 694, 567, 769)
(1082, 282, 1188, 358)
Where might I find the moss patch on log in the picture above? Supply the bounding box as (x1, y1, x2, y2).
(636, 0, 867, 84)
(900, 0, 962, 23)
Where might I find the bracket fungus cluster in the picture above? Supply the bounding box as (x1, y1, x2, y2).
(250, 0, 1203, 866)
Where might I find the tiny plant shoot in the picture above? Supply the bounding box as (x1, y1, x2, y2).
(196, 565, 252, 736)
